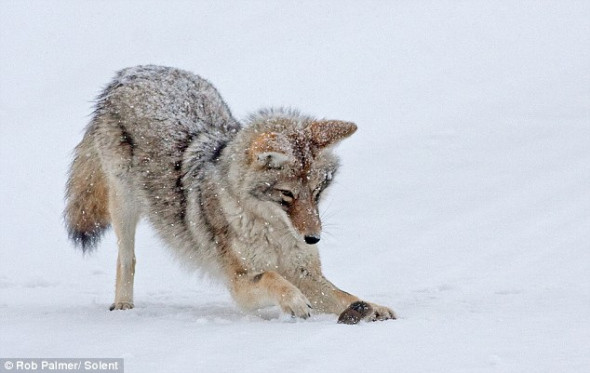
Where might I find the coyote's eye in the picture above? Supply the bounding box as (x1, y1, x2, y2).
(313, 175, 333, 203)
(277, 189, 294, 206)
(279, 189, 294, 200)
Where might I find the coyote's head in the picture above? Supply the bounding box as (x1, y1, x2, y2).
(230, 109, 356, 245)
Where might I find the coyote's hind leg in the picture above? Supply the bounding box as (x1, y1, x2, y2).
(108, 181, 140, 311)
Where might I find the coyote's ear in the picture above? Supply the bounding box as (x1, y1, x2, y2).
(308, 120, 357, 149)
(249, 132, 293, 168)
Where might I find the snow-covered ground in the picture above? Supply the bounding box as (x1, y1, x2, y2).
(1, 1, 589, 372)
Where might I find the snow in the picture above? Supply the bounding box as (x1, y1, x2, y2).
(1, 1, 589, 372)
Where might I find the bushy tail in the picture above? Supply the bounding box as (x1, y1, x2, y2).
(64, 131, 110, 252)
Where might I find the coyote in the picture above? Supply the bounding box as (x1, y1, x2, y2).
(65, 65, 395, 323)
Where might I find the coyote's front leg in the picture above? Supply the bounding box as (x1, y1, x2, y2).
(289, 266, 396, 323)
(229, 270, 313, 319)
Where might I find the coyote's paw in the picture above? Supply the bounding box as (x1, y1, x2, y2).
(109, 302, 134, 311)
(338, 301, 396, 324)
(367, 303, 396, 321)
(278, 288, 312, 319)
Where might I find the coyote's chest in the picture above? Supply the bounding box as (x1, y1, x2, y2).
(230, 212, 311, 273)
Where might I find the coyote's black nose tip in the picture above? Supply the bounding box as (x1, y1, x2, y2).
(304, 235, 320, 245)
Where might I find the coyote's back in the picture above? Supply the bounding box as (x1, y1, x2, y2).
(64, 65, 240, 251)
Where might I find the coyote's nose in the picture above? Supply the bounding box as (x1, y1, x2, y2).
(304, 235, 321, 245)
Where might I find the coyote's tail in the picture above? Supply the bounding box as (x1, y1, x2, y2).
(64, 130, 110, 252)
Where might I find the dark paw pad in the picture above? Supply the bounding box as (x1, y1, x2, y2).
(337, 301, 373, 325)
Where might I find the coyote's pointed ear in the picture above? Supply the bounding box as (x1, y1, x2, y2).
(308, 120, 357, 149)
(249, 132, 293, 168)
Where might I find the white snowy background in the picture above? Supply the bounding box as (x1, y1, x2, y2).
(1, 1, 589, 372)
